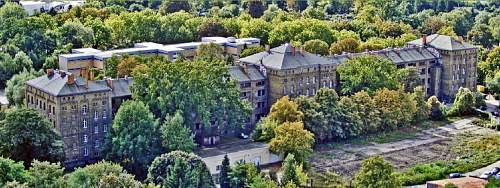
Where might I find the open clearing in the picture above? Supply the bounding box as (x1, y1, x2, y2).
(309, 118, 499, 179)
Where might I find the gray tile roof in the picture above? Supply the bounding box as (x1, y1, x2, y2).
(407, 34, 476, 51)
(26, 72, 111, 97)
(239, 44, 334, 70)
(229, 64, 266, 82)
(327, 46, 440, 65)
(95, 78, 133, 98)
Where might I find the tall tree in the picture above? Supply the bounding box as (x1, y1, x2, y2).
(159, 0, 192, 15)
(373, 88, 417, 129)
(354, 156, 401, 188)
(280, 154, 301, 186)
(103, 100, 162, 179)
(413, 86, 430, 122)
(267, 96, 304, 124)
(269, 121, 314, 164)
(26, 160, 64, 188)
(0, 108, 64, 167)
(304, 39, 329, 56)
(337, 55, 402, 95)
(0, 157, 27, 186)
(448, 87, 475, 116)
(66, 161, 136, 188)
(219, 155, 231, 188)
(5, 69, 41, 107)
(147, 151, 214, 188)
(229, 162, 260, 188)
(161, 111, 196, 152)
(427, 96, 445, 121)
(247, 0, 265, 18)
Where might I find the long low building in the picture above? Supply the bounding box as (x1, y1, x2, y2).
(59, 37, 260, 77)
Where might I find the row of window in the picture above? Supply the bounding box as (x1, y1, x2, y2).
(82, 123, 109, 133)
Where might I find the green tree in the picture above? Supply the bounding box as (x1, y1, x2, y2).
(482, 47, 500, 80)
(229, 162, 260, 188)
(104, 100, 162, 179)
(247, 0, 265, 18)
(0, 108, 64, 167)
(147, 151, 214, 188)
(248, 175, 279, 188)
(59, 21, 94, 49)
(0, 157, 27, 186)
(467, 24, 494, 48)
(239, 18, 272, 44)
(197, 19, 228, 38)
(159, 0, 191, 15)
(219, 155, 231, 188)
(448, 87, 475, 116)
(344, 91, 381, 133)
(413, 86, 430, 122)
(373, 89, 417, 129)
(161, 111, 196, 152)
(329, 38, 360, 55)
(0, 51, 33, 85)
(354, 156, 401, 188)
(269, 121, 314, 164)
(98, 173, 145, 188)
(280, 154, 304, 186)
(427, 96, 445, 121)
(240, 46, 265, 58)
(5, 69, 41, 107)
(252, 117, 279, 142)
(486, 177, 500, 188)
(304, 39, 329, 56)
(67, 161, 130, 188)
(26, 160, 64, 188)
(196, 42, 225, 62)
(267, 96, 304, 124)
(486, 71, 500, 98)
(337, 55, 402, 95)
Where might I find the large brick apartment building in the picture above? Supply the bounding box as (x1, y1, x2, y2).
(26, 34, 477, 168)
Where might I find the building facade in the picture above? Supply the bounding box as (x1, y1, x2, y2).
(25, 70, 132, 168)
(407, 34, 478, 101)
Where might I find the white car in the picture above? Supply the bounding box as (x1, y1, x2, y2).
(480, 167, 500, 179)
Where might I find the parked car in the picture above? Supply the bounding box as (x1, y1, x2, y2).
(449, 173, 463, 179)
(493, 111, 500, 117)
(238, 133, 249, 139)
(480, 167, 500, 179)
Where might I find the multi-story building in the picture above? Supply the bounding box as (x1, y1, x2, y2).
(407, 34, 478, 101)
(59, 37, 260, 77)
(228, 64, 268, 133)
(239, 44, 337, 104)
(25, 69, 132, 168)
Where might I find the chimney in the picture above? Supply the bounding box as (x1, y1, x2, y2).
(105, 77, 114, 89)
(46, 69, 54, 77)
(67, 74, 75, 85)
(422, 35, 427, 46)
(242, 63, 248, 75)
(300, 46, 305, 56)
(60, 70, 66, 78)
(265, 45, 270, 53)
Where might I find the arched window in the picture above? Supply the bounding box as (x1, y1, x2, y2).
(82, 105, 88, 115)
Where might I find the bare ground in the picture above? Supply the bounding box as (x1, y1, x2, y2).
(309, 118, 497, 178)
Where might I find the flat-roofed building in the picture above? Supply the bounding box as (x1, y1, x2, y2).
(58, 37, 261, 77)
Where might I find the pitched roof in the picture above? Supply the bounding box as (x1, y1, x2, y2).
(26, 72, 111, 97)
(239, 44, 334, 70)
(228, 64, 266, 82)
(328, 46, 440, 65)
(407, 34, 476, 51)
(94, 78, 133, 98)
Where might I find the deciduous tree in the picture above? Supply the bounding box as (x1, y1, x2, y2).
(427, 96, 445, 121)
(0, 157, 27, 186)
(304, 39, 329, 56)
(5, 69, 41, 107)
(0, 108, 64, 167)
(269, 121, 314, 164)
(354, 156, 401, 188)
(161, 111, 196, 152)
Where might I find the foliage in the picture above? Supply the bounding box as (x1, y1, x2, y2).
(373, 88, 417, 129)
(196, 42, 225, 62)
(161, 110, 196, 152)
(27, 160, 64, 188)
(0, 51, 34, 86)
(0, 108, 64, 167)
(343, 91, 381, 134)
(104, 100, 162, 179)
(329, 38, 359, 55)
(247, 0, 265, 18)
(267, 96, 303, 124)
(5, 69, 42, 106)
(219, 155, 231, 188)
(252, 117, 279, 142)
(444, 183, 458, 188)
(486, 71, 500, 97)
(0, 157, 27, 186)
(337, 55, 402, 95)
(486, 177, 500, 188)
(67, 161, 134, 188)
(147, 151, 214, 188)
(427, 96, 445, 121)
(197, 19, 228, 38)
(304, 39, 329, 56)
(413, 86, 430, 122)
(269, 121, 314, 164)
(483, 47, 500, 81)
(280, 154, 307, 186)
(448, 87, 476, 116)
(116, 55, 138, 77)
(354, 156, 401, 188)
(159, 0, 191, 15)
(229, 162, 261, 188)
(131, 57, 251, 139)
(240, 45, 265, 58)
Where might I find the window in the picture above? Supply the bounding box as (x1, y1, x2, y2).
(290, 85, 294, 94)
(240, 92, 248, 98)
(257, 89, 265, 96)
(84, 147, 88, 156)
(82, 105, 88, 115)
(83, 119, 87, 128)
(94, 125, 99, 134)
(95, 140, 99, 148)
(102, 110, 107, 120)
(420, 68, 425, 75)
(94, 111, 98, 121)
(103, 124, 108, 133)
(312, 77, 316, 84)
(323, 81, 327, 88)
(83, 134, 88, 143)
(216, 165, 221, 171)
(240, 82, 251, 88)
(329, 80, 334, 88)
(102, 100, 107, 106)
